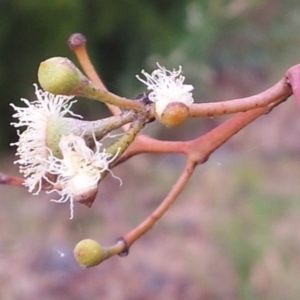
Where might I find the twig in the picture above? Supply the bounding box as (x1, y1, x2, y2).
(123, 159, 196, 248)
(116, 134, 186, 165)
(189, 78, 292, 117)
(0, 173, 24, 186)
(68, 33, 122, 116)
(186, 97, 289, 164)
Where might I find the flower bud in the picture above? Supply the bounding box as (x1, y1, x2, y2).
(74, 239, 108, 267)
(158, 102, 189, 127)
(38, 57, 89, 95)
(68, 33, 87, 50)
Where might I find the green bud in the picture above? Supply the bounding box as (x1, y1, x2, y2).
(38, 57, 89, 95)
(74, 239, 108, 267)
(38, 57, 141, 110)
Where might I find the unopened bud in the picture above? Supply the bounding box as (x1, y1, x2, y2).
(38, 57, 89, 95)
(74, 239, 108, 267)
(68, 33, 87, 50)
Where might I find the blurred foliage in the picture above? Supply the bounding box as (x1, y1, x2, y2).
(0, 0, 189, 150)
(1, 0, 300, 150)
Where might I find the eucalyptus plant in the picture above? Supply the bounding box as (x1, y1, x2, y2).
(2, 33, 299, 267)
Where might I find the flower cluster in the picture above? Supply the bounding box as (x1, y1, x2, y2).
(11, 64, 192, 218)
(10, 85, 118, 218)
(136, 63, 194, 117)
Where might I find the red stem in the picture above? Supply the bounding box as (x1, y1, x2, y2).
(189, 78, 291, 117)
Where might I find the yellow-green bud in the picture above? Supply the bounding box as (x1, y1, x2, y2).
(38, 57, 89, 95)
(74, 239, 108, 267)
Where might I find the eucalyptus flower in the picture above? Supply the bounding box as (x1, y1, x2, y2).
(10, 84, 79, 193)
(136, 63, 194, 117)
(48, 133, 121, 219)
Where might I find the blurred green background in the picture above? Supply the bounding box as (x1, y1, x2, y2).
(1, 0, 300, 299)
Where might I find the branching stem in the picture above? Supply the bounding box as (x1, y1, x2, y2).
(123, 159, 196, 248)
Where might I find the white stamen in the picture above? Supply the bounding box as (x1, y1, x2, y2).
(10, 84, 79, 193)
(136, 63, 194, 116)
(48, 134, 121, 219)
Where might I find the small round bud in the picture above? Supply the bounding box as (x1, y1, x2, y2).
(68, 33, 87, 50)
(157, 102, 189, 127)
(74, 239, 108, 267)
(38, 57, 88, 95)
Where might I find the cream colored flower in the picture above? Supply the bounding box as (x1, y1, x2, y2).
(48, 134, 121, 219)
(136, 63, 194, 116)
(10, 84, 79, 194)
